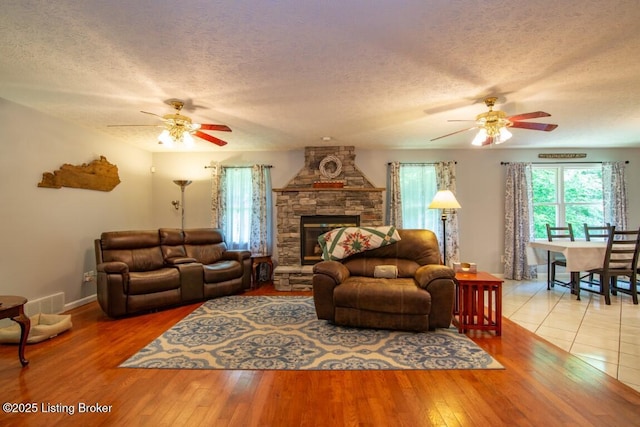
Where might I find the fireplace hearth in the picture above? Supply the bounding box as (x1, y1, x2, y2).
(300, 215, 360, 265)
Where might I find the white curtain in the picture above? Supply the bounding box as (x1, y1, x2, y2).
(222, 168, 252, 249)
(399, 164, 438, 230)
(386, 162, 457, 265)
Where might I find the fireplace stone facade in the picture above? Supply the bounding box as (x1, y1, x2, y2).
(273, 146, 385, 290)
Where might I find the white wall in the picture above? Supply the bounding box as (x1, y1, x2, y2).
(150, 150, 303, 229)
(153, 147, 640, 275)
(0, 99, 153, 309)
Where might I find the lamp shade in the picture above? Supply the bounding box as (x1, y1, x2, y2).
(428, 190, 461, 209)
(173, 180, 193, 188)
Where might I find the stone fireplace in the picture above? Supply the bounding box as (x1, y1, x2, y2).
(300, 215, 360, 265)
(273, 146, 385, 290)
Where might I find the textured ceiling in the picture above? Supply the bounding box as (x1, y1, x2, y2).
(1, 0, 639, 152)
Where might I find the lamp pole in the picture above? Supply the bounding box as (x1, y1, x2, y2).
(440, 210, 448, 264)
(173, 180, 192, 229)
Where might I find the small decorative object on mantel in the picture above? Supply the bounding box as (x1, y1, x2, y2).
(538, 153, 587, 159)
(37, 155, 121, 191)
(313, 180, 344, 188)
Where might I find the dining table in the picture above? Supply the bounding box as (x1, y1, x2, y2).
(528, 240, 608, 300)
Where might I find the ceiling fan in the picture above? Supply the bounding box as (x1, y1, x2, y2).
(109, 99, 231, 146)
(430, 97, 558, 146)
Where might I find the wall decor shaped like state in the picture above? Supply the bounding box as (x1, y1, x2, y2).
(38, 156, 121, 192)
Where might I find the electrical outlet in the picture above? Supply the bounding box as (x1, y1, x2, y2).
(83, 271, 95, 282)
(500, 255, 505, 263)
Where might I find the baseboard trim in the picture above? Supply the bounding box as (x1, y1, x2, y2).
(65, 294, 97, 312)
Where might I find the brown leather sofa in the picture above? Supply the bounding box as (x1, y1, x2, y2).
(312, 229, 456, 332)
(95, 228, 251, 317)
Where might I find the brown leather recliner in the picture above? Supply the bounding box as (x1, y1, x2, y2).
(312, 229, 455, 332)
(159, 228, 252, 299)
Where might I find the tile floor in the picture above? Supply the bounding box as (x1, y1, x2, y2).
(501, 276, 640, 392)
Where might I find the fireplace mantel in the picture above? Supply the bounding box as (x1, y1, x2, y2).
(274, 187, 385, 192)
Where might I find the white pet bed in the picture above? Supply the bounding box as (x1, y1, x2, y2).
(0, 313, 72, 344)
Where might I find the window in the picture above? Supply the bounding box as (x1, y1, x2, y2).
(218, 166, 272, 253)
(222, 168, 253, 248)
(399, 164, 439, 230)
(531, 164, 604, 239)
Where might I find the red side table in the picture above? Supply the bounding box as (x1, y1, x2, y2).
(454, 272, 503, 336)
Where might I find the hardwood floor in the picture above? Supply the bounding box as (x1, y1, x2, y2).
(1, 286, 639, 426)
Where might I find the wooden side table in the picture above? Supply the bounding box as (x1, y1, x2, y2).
(251, 254, 273, 289)
(454, 272, 503, 336)
(0, 295, 31, 366)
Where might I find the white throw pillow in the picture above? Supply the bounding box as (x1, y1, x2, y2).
(374, 265, 398, 278)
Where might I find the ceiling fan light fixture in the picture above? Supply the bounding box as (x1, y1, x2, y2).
(472, 129, 487, 146)
(158, 121, 197, 147)
(182, 131, 195, 147)
(496, 127, 513, 144)
(158, 129, 174, 146)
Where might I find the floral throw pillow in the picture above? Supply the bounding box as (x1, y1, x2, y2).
(318, 226, 401, 261)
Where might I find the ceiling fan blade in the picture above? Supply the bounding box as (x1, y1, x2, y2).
(199, 124, 232, 132)
(508, 111, 551, 121)
(107, 124, 162, 127)
(140, 110, 165, 119)
(194, 130, 228, 146)
(430, 126, 477, 141)
(510, 121, 558, 131)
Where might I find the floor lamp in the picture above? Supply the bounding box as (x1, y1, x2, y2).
(173, 180, 192, 229)
(428, 190, 461, 266)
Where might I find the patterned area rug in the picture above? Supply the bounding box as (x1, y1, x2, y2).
(121, 296, 503, 370)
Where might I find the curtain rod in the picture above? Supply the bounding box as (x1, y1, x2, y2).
(387, 161, 457, 165)
(204, 165, 273, 169)
(500, 161, 629, 165)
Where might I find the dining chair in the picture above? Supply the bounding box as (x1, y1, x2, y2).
(582, 223, 611, 284)
(546, 223, 575, 290)
(584, 223, 611, 241)
(585, 226, 640, 305)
